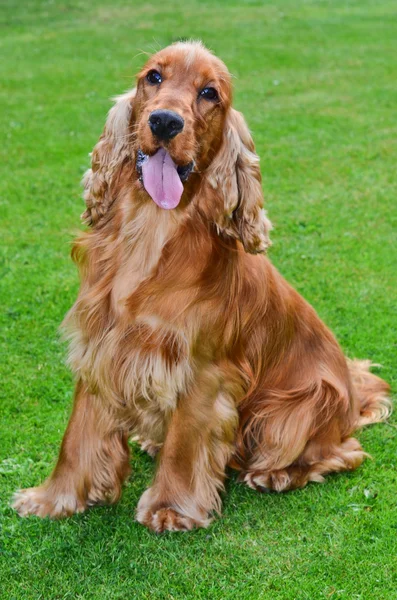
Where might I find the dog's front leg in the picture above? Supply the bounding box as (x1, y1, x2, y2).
(136, 366, 238, 532)
(13, 380, 131, 518)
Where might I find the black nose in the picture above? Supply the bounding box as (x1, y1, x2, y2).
(148, 110, 184, 141)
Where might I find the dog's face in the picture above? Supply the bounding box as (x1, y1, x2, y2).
(134, 42, 232, 172)
(132, 43, 234, 210)
(83, 41, 271, 254)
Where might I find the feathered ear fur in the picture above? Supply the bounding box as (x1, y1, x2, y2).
(82, 89, 136, 226)
(204, 109, 272, 254)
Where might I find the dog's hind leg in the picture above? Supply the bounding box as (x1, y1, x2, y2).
(241, 436, 365, 492)
(235, 375, 366, 493)
(13, 380, 130, 518)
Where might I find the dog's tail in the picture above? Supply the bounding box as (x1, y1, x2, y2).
(347, 359, 392, 427)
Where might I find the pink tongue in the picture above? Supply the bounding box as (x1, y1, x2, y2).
(141, 148, 183, 209)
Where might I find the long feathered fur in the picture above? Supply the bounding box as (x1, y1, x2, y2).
(13, 41, 391, 532)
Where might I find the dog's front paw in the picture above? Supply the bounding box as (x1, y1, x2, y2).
(137, 506, 199, 532)
(136, 487, 211, 533)
(13, 486, 86, 519)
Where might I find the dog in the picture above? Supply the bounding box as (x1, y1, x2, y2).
(13, 41, 391, 532)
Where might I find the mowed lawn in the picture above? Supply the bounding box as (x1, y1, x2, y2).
(1, 1, 396, 598)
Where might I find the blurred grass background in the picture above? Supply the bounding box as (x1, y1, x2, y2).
(0, 1, 396, 598)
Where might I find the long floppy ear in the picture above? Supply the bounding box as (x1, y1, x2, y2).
(82, 88, 136, 226)
(204, 109, 272, 254)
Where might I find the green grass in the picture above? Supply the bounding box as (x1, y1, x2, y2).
(1, 1, 396, 598)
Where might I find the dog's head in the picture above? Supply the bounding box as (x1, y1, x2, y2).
(135, 42, 231, 178)
(83, 41, 271, 254)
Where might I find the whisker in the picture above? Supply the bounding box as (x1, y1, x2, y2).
(133, 49, 152, 60)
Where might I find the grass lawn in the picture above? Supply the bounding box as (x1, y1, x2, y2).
(1, 0, 396, 598)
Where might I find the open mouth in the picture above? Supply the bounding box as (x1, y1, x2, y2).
(137, 148, 194, 210)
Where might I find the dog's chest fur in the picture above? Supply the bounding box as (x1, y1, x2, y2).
(64, 202, 193, 439)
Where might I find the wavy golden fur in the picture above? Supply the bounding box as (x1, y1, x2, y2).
(14, 42, 391, 532)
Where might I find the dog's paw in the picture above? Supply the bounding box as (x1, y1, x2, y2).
(241, 469, 292, 493)
(241, 466, 314, 492)
(138, 439, 162, 458)
(13, 486, 86, 518)
(137, 506, 200, 533)
(136, 487, 211, 533)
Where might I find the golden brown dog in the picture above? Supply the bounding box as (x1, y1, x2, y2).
(14, 41, 391, 532)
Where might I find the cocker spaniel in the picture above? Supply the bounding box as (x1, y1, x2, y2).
(14, 41, 391, 532)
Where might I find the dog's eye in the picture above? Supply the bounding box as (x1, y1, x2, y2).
(199, 87, 219, 101)
(146, 70, 162, 85)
